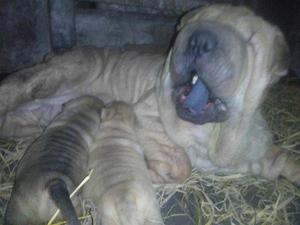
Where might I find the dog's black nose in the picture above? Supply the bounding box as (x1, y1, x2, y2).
(188, 31, 217, 57)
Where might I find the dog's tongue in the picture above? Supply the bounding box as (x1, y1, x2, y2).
(182, 79, 209, 114)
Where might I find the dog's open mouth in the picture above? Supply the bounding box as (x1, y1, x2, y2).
(173, 71, 229, 124)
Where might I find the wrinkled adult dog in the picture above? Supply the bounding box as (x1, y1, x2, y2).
(1, 4, 299, 225)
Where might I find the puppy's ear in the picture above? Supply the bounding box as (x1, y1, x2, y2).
(101, 102, 137, 126)
(100, 107, 110, 121)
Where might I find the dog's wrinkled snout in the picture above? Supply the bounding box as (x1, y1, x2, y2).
(188, 31, 218, 57)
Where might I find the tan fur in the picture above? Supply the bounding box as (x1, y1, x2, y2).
(134, 91, 192, 184)
(5, 96, 104, 225)
(0, 4, 298, 225)
(83, 102, 163, 225)
(158, 5, 296, 181)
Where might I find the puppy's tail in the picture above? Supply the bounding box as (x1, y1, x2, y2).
(47, 178, 81, 225)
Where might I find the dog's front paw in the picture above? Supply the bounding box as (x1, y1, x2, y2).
(146, 147, 191, 184)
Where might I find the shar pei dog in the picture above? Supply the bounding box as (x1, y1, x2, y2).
(1, 3, 299, 225)
(5, 96, 104, 225)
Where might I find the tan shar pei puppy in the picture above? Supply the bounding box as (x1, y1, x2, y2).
(83, 102, 164, 225)
(1, 4, 298, 225)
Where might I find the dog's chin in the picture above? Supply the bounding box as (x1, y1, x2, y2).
(172, 77, 229, 125)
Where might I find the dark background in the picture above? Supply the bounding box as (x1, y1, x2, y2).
(0, 0, 299, 78)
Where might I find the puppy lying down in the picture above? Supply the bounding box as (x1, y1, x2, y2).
(5, 96, 104, 225)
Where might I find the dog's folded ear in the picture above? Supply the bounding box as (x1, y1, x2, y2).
(269, 30, 290, 80)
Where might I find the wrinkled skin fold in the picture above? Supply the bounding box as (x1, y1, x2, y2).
(4, 96, 104, 225)
(1, 4, 299, 225)
(83, 102, 164, 225)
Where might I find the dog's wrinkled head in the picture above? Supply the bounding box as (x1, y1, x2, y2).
(157, 4, 289, 151)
